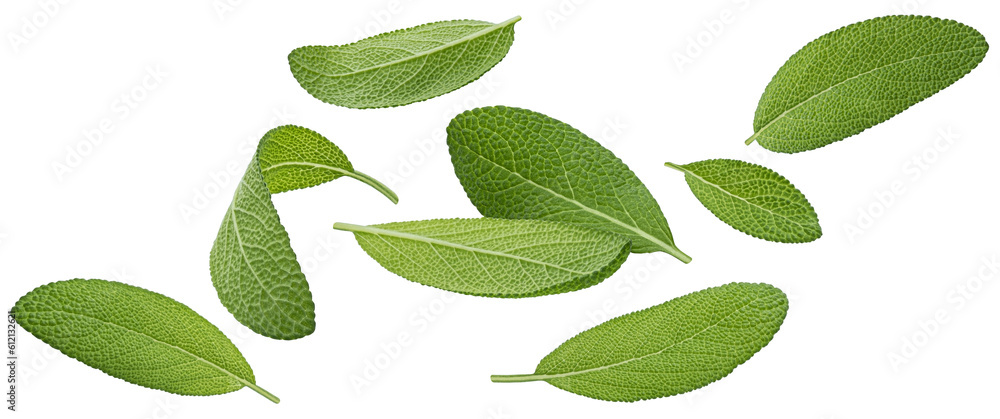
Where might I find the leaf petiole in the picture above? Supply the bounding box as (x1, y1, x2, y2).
(244, 382, 281, 404)
(341, 169, 399, 204)
(490, 374, 544, 383)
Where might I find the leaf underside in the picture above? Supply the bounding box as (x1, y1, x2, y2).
(447, 106, 690, 263)
(289, 17, 520, 109)
(749, 15, 989, 153)
(666, 159, 821, 243)
(210, 125, 396, 340)
(492, 282, 788, 402)
(335, 218, 631, 298)
(12, 279, 278, 403)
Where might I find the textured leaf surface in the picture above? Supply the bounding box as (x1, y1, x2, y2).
(289, 17, 519, 109)
(447, 106, 690, 262)
(747, 15, 988, 153)
(211, 125, 396, 340)
(12, 279, 278, 402)
(665, 159, 821, 243)
(334, 218, 630, 298)
(491, 282, 787, 402)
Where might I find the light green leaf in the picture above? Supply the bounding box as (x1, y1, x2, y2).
(746, 15, 988, 153)
(447, 106, 690, 263)
(211, 125, 396, 340)
(12, 279, 278, 403)
(665, 159, 821, 243)
(334, 218, 630, 298)
(491, 282, 787, 402)
(288, 16, 520, 109)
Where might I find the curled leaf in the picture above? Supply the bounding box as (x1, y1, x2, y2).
(211, 125, 396, 340)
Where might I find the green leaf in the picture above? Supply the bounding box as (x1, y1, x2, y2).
(665, 159, 821, 243)
(12, 279, 279, 403)
(288, 16, 520, 109)
(211, 125, 396, 340)
(491, 282, 787, 402)
(334, 218, 630, 298)
(447, 106, 690, 263)
(746, 15, 988, 153)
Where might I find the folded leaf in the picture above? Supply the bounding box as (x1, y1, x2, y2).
(447, 106, 690, 263)
(289, 16, 520, 109)
(211, 125, 396, 340)
(334, 218, 630, 298)
(12, 279, 278, 403)
(491, 282, 787, 402)
(665, 159, 821, 243)
(746, 15, 988, 153)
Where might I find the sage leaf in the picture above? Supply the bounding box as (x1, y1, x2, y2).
(447, 106, 690, 263)
(491, 282, 787, 402)
(665, 159, 821, 243)
(211, 125, 396, 340)
(12, 279, 279, 403)
(288, 16, 520, 109)
(746, 15, 988, 153)
(334, 218, 630, 298)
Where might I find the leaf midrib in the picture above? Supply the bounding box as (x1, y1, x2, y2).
(261, 161, 353, 179)
(334, 222, 593, 275)
(748, 45, 987, 144)
(302, 16, 520, 78)
(527, 293, 769, 381)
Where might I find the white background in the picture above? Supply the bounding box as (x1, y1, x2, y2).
(2, 0, 998, 417)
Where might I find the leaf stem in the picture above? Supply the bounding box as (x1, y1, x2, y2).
(663, 245, 692, 264)
(745, 133, 758, 145)
(663, 162, 687, 173)
(333, 222, 361, 232)
(342, 170, 399, 204)
(244, 382, 281, 404)
(647, 162, 695, 263)
(490, 373, 544, 383)
(500, 15, 523, 26)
